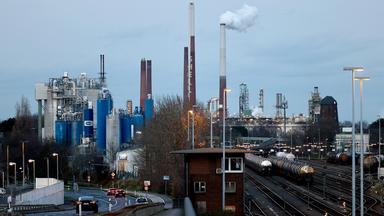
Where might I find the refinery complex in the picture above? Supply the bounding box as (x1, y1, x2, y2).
(1, 1, 383, 215)
(34, 55, 154, 169)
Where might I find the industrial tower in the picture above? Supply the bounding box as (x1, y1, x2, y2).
(239, 83, 251, 118)
(308, 87, 321, 123)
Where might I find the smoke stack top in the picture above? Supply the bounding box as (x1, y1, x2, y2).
(220, 4, 258, 32)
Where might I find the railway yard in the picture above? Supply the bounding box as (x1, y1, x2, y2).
(244, 154, 384, 216)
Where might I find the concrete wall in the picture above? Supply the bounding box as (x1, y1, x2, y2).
(15, 178, 64, 205)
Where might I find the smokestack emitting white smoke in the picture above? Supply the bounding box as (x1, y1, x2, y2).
(220, 4, 258, 32)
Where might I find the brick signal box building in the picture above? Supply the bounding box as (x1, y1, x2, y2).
(172, 148, 247, 215)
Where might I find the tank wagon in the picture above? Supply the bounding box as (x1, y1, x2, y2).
(245, 154, 272, 175)
(326, 152, 351, 164)
(275, 152, 296, 161)
(363, 155, 384, 171)
(269, 156, 315, 183)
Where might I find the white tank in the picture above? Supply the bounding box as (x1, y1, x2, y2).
(286, 153, 295, 161)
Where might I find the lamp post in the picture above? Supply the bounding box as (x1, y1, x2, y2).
(28, 159, 35, 185)
(6, 145, 9, 187)
(378, 115, 381, 176)
(9, 162, 16, 186)
(210, 97, 218, 148)
(222, 88, 231, 211)
(46, 157, 50, 185)
(355, 76, 369, 216)
(344, 66, 364, 216)
(22, 142, 25, 187)
(189, 110, 195, 149)
(52, 153, 59, 180)
(187, 111, 190, 142)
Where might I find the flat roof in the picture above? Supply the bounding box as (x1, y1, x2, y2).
(171, 147, 253, 154)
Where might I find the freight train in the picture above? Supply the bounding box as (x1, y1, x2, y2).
(269, 156, 315, 183)
(245, 154, 272, 175)
(363, 155, 384, 171)
(326, 152, 352, 165)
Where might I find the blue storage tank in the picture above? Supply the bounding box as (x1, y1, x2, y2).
(120, 116, 132, 144)
(83, 107, 94, 139)
(71, 121, 83, 145)
(144, 98, 154, 123)
(55, 120, 67, 145)
(97, 99, 109, 152)
(133, 114, 144, 131)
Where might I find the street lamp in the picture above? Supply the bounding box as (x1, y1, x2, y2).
(378, 115, 382, 177)
(52, 153, 59, 180)
(354, 76, 369, 216)
(210, 97, 218, 148)
(28, 159, 35, 185)
(9, 162, 16, 186)
(222, 88, 231, 211)
(22, 142, 25, 187)
(46, 157, 50, 186)
(344, 66, 363, 216)
(189, 110, 195, 149)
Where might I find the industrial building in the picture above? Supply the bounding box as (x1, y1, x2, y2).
(172, 148, 247, 215)
(239, 83, 251, 118)
(35, 55, 154, 170)
(308, 86, 321, 123)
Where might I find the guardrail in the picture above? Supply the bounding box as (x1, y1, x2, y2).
(0, 204, 55, 213)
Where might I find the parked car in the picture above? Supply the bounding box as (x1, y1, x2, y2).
(107, 188, 117, 196)
(75, 196, 98, 213)
(0, 188, 6, 195)
(135, 197, 148, 205)
(115, 189, 126, 197)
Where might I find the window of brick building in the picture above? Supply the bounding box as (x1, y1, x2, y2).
(225, 181, 236, 193)
(225, 157, 243, 173)
(194, 181, 206, 193)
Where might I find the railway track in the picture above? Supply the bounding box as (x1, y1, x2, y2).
(266, 175, 348, 216)
(305, 159, 382, 215)
(246, 172, 308, 216)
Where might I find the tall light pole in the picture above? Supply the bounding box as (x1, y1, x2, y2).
(210, 97, 218, 148)
(222, 88, 231, 211)
(378, 115, 381, 176)
(52, 153, 59, 180)
(22, 142, 25, 187)
(355, 76, 369, 216)
(28, 159, 35, 185)
(6, 145, 9, 187)
(9, 162, 16, 186)
(46, 157, 50, 185)
(1, 171, 4, 188)
(189, 110, 194, 149)
(187, 111, 190, 142)
(344, 66, 364, 216)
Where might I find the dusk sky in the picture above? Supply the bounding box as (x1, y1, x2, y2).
(1, 0, 383, 122)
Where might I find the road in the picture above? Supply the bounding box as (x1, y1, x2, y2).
(26, 188, 136, 216)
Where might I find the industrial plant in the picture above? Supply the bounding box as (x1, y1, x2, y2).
(34, 55, 154, 170)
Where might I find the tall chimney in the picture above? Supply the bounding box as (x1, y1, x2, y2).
(219, 23, 226, 117)
(140, 58, 147, 109)
(183, 47, 189, 107)
(259, 89, 264, 114)
(146, 60, 152, 96)
(189, 1, 196, 107)
(100, 54, 106, 87)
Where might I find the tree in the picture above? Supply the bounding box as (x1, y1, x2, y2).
(138, 96, 208, 196)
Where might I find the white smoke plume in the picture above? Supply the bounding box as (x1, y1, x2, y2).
(220, 4, 258, 32)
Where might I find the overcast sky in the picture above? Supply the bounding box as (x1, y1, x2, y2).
(1, 0, 383, 122)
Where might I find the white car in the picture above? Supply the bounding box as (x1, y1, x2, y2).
(0, 188, 6, 195)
